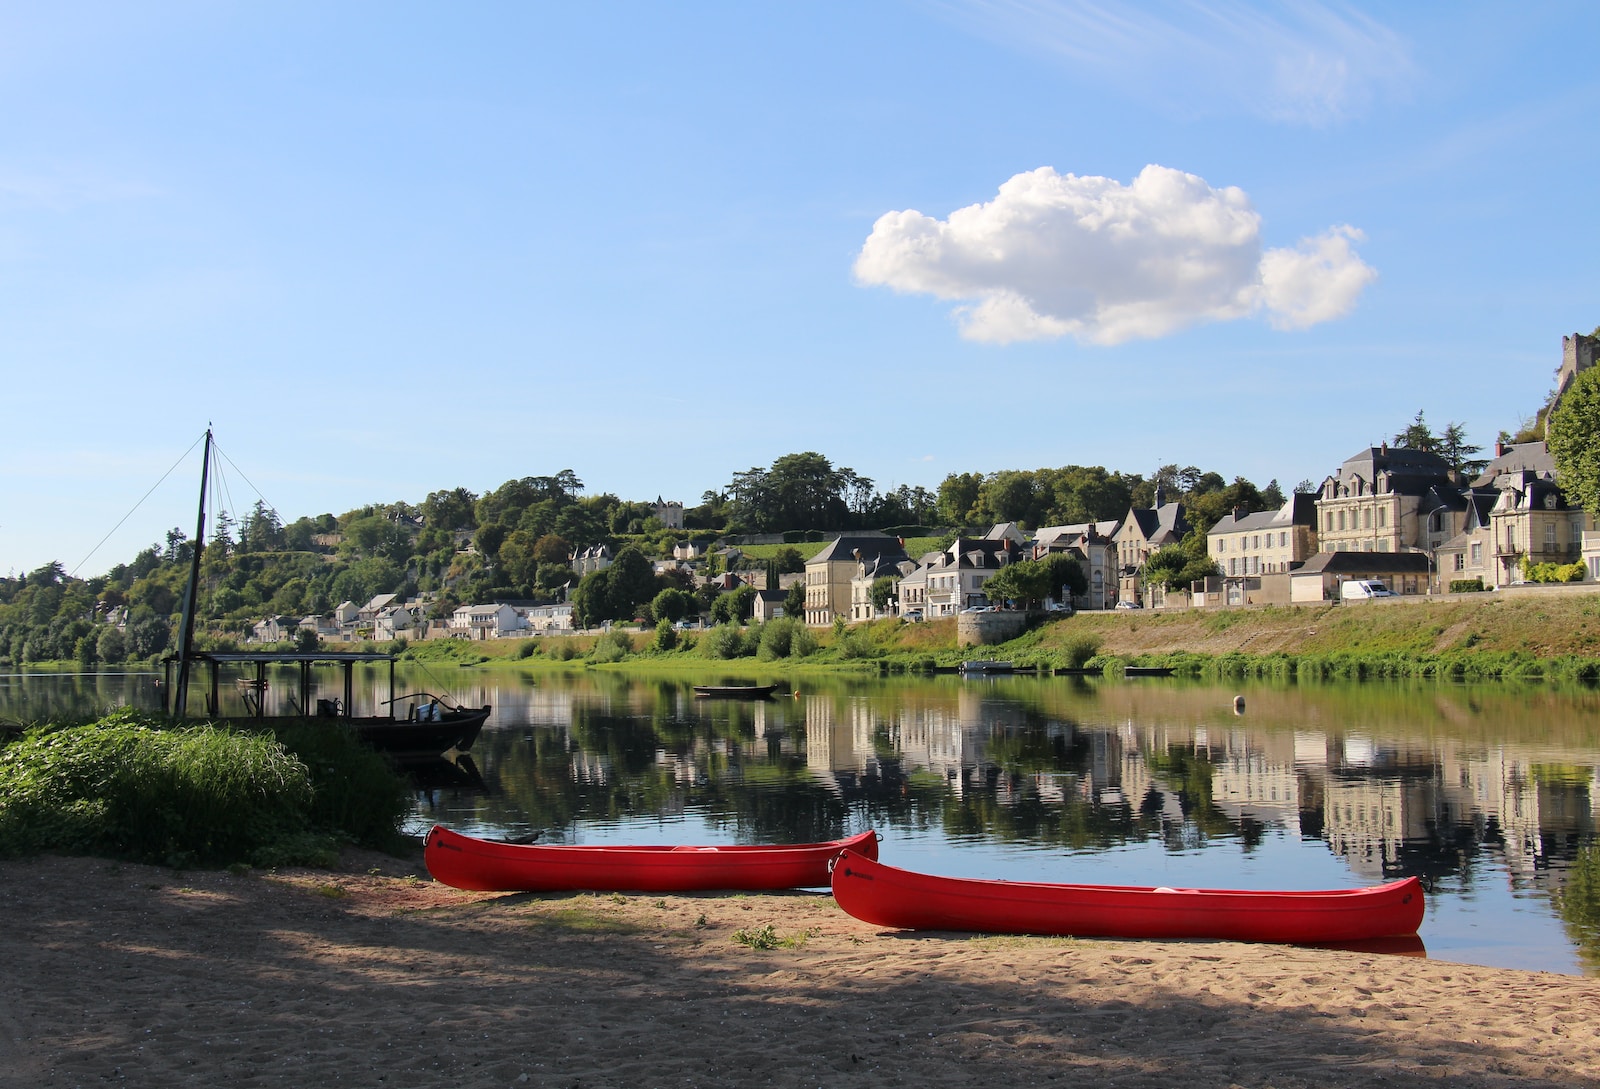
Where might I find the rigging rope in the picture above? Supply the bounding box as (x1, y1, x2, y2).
(70, 431, 207, 578)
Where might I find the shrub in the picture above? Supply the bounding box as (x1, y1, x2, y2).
(836, 627, 880, 660)
(589, 629, 634, 663)
(515, 639, 540, 659)
(757, 617, 798, 660)
(0, 713, 315, 866)
(1060, 634, 1102, 668)
(704, 622, 751, 659)
(1450, 578, 1486, 593)
(653, 619, 678, 652)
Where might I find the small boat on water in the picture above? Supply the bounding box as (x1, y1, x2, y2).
(692, 683, 778, 699)
(1123, 666, 1174, 677)
(959, 660, 1014, 674)
(829, 849, 1424, 945)
(425, 825, 878, 892)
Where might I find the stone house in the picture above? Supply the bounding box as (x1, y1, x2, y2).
(803, 535, 909, 626)
(914, 537, 1020, 618)
(1207, 494, 1320, 579)
(449, 603, 526, 640)
(1031, 521, 1119, 610)
(572, 544, 613, 576)
(1113, 499, 1190, 606)
(1314, 445, 1462, 556)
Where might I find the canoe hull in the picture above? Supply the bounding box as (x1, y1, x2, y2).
(830, 850, 1423, 944)
(426, 825, 878, 893)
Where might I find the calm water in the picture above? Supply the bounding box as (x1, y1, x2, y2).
(8, 666, 1600, 976)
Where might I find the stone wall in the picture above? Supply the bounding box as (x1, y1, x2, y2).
(956, 609, 1029, 647)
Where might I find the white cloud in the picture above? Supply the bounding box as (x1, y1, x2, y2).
(931, 0, 1414, 126)
(854, 164, 1375, 345)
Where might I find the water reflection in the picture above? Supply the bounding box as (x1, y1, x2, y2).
(9, 667, 1600, 974)
(413, 671, 1600, 975)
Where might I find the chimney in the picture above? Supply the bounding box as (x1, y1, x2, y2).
(1495, 440, 1505, 457)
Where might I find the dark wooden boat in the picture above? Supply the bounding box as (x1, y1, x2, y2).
(829, 849, 1424, 945)
(425, 825, 878, 892)
(692, 683, 778, 699)
(160, 430, 491, 757)
(1124, 666, 1174, 677)
(345, 700, 490, 755)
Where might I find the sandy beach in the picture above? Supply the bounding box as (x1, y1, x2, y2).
(2, 849, 1598, 1089)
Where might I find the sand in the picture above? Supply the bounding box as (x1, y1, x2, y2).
(2, 849, 1598, 1089)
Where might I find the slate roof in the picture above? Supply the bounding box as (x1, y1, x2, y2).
(1294, 551, 1431, 576)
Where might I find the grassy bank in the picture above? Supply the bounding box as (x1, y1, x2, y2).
(363, 591, 1600, 684)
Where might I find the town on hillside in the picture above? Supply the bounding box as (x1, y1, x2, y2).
(4, 334, 1599, 661)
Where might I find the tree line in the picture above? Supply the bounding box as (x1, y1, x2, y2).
(7, 380, 1600, 668)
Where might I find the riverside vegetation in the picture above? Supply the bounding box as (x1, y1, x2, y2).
(0, 708, 411, 868)
(386, 588, 1600, 684)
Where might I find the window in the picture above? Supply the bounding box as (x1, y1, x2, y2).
(1252, 535, 1260, 549)
(1454, 554, 1464, 571)
(1546, 524, 1558, 546)
(1378, 508, 1387, 528)
(1338, 511, 1346, 531)
(1279, 531, 1288, 548)
(1363, 509, 1372, 529)
(1471, 542, 1482, 563)
(1217, 538, 1225, 552)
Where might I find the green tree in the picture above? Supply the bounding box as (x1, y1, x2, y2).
(1438, 423, 1488, 477)
(870, 576, 897, 613)
(1550, 364, 1600, 516)
(772, 546, 806, 574)
(784, 579, 807, 620)
(651, 588, 693, 625)
(1393, 410, 1437, 451)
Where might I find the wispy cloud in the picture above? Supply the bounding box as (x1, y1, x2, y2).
(854, 164, 1376, 344)
(929, 0, 1414, 125)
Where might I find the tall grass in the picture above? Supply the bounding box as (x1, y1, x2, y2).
(0, 709, 412, 867)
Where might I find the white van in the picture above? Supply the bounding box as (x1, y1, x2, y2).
(1340, 579, 1396, 601)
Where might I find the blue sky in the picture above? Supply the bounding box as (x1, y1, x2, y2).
(4, 1, 1598, 576)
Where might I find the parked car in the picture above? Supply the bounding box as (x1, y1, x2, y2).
(1113, 600, 1142, 610)
(903, 609, 923, 622)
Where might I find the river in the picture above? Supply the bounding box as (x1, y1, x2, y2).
(6, 665, 1600, 976)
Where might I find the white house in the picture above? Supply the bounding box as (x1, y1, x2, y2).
(450, 603, 527, 639)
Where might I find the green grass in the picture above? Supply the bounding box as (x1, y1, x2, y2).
(0, 708, 413, 868)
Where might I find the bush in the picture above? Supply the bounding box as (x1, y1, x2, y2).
(704, 622, 751, 659)
(0, 712, 315, 866)
(653, 619, 678, 652)
(1450, 578, 1486, 593)
(836, 627, 880, 660)
(589, 629, 634, 663)
(514, 639, 540, 659)
(1060, 633, 1102, 668)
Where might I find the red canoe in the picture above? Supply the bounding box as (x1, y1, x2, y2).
(829, 849, 1424, 945)
(425, 825, 878, 893)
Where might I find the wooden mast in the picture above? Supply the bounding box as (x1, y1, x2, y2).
(172, 428, 212, 718)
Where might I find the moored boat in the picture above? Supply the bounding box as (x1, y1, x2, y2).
(692, 683, 778, 699)
(426, 825, 878, 892)
(958, 660, 1014, 674)
(829, 849, 1424, 945)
